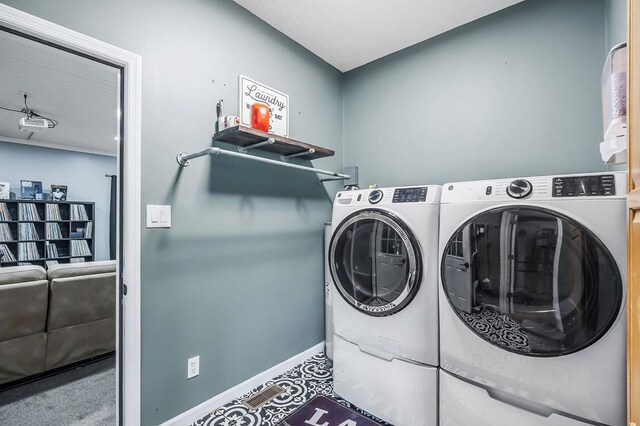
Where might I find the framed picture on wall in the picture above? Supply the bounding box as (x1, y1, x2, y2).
(50, 185, 68, 201)
(21, 180, 43, 200)
(0, 182, 9, 200)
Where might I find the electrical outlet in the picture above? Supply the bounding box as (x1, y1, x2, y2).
(187, 356, 199, 379)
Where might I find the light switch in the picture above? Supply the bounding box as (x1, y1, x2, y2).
(147, 205, 171, 228)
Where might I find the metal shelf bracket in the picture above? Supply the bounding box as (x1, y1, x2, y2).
(176, 147, 351, 181)
(238, 138, 275, 153)
(281, 148, 315, 162)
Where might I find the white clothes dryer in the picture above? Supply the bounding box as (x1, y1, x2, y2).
(329, 185, 441, 426)
(438, 172, 627, 426)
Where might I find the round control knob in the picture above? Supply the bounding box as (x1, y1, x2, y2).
(507, 179, 533, 199)
(368, 189, 383, 204)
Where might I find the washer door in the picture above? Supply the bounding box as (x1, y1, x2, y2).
(330, 209, 422, 316)
(441, 206, 623, 356)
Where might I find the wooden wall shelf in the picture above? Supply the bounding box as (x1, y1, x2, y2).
(213, 125, 334, 160)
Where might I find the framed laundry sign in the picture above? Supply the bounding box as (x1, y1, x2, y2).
(239, 75, 289, 137)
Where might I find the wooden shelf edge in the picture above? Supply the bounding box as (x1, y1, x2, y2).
(213, 125, 335, 160)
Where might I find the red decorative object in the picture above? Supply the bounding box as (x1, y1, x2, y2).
(250, 103, 270, 132)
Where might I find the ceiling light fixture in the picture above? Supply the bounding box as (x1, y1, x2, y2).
(0, 93, 59, 132)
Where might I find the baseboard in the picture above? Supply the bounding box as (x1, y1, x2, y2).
(159, 342, 325, 426)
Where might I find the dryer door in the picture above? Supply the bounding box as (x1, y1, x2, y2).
(330, 209, 422, 316)
(441, 206, 623, 356)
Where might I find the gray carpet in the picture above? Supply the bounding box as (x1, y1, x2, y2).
(0, 356, 116, 426)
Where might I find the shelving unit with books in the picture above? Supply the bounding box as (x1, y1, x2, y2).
(0, 200, 95, 268)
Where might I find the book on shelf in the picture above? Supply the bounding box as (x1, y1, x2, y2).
(0, 224, 13, 242)
(45, 223, 63, 240)
(70, 257, 85, 263)
(19, 223, 40, 240)
(18, 242, 40, 261)
(0, 203, 12, 221)
(0, 244, 16, 262)
(46, 204, 62, 221)
(70, 240, 91, 257)
(19, 203, 41, 221)
(45, 242, 59, 258)
(85, 222, 93, 238)
(0, 182, 9, 200)
(20, 180, 43, 201)
(70, 204, 89, 221)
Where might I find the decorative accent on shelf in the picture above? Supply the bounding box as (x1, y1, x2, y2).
(239, 75, 289, 137)
(50, 185, 68, 201)
(0, 182, 9, 200)
(20, 180, 43, 200)
(250, 103, 270, 132)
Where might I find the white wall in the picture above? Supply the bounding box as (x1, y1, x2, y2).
(0, 140, 116, 260)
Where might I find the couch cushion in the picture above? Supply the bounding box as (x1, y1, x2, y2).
(47, 273, 116, 330)
(0, 265, 46, 286)
(0, 333, 47, 385)
(45, 318, 115, 371)
(47, 260, 116, 280)
(0, 281, 49, 341)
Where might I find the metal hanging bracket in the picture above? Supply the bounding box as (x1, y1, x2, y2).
(319, 176, 346, 183)
(176, 146, 351, 181)
(238, 138, 275, 153)
(281, 148, 315, 162)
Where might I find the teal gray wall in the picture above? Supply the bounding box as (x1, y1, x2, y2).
(0, 0, 343, 424)
(606, 0, 627, 48)
(0, 141, 116, 261)
(342, 0, 609, 187)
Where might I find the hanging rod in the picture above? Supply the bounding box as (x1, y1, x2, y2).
(176, 147, 351, 180)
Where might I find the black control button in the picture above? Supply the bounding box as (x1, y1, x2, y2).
(486, 186, 492, 195)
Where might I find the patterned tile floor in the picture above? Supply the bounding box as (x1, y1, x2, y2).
(191, 353, 390, 426)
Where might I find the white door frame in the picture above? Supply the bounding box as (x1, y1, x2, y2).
(0, 4, 142, 425)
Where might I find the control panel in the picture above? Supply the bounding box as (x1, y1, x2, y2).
(552, 174, 615, 197)
(392, 187, 428, 203)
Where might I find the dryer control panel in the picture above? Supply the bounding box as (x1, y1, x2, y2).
(552, 174, 615, 197)
(441, 172, 627, 203)
(392, 187, 428, 203)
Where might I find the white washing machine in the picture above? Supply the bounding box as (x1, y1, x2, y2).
(324, 222, 334, 363)
(438, 172, 627, 426)
(329, 185, 441, 426)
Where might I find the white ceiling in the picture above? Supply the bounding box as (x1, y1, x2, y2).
(0, 29, 119, 155)
(233, 0, 524, 72)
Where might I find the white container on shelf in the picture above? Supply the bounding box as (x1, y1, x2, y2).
(600, 42, 627, 164)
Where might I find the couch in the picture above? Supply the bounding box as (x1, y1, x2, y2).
(0, 261, 116, 385)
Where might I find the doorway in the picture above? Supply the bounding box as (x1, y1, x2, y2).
(0, 4, 142, 425)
